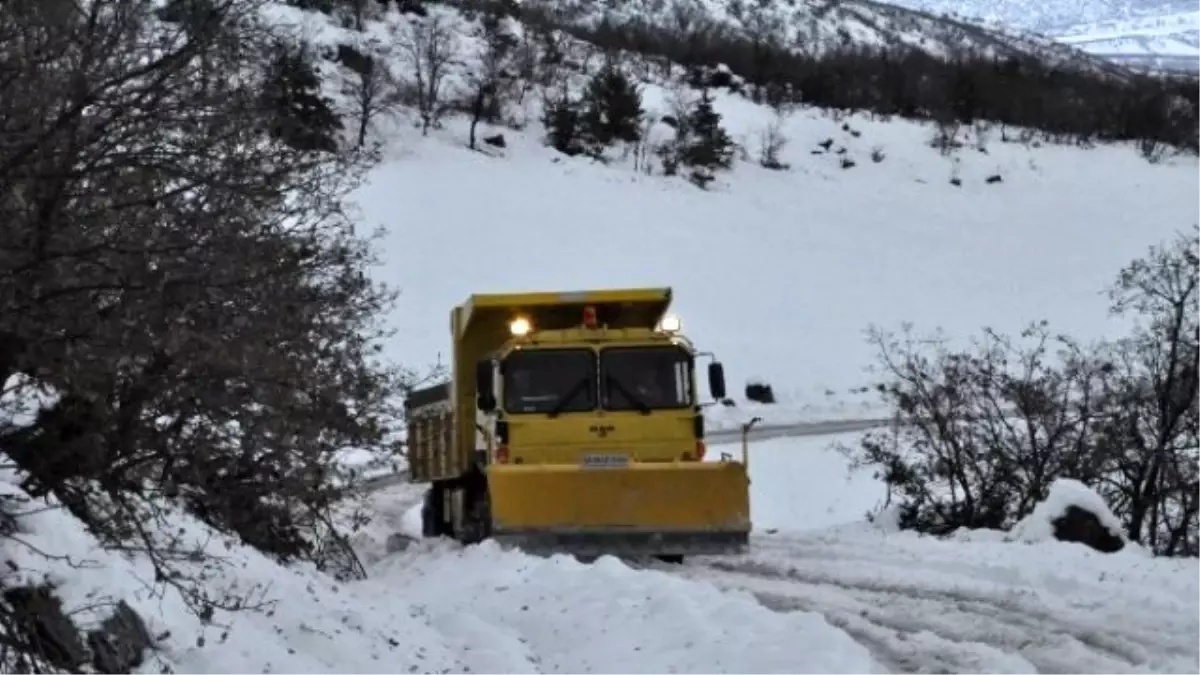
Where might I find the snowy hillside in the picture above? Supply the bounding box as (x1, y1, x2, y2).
(530, 0, 1120, 71)
(351, 82, 1196, 414)
(885, 0, 1198, 71)
(889, 0, 1194, 33)
(1054, 10, 1199, 72)
(266, 1, 1200, 418)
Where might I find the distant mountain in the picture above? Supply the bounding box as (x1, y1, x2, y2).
(883, 0, 1198, 72)
(527, 0, 1124, 73)
(1053, 10, 1199, 73)
(881, 0, 1190, 34)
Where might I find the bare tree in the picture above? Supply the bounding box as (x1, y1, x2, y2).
(843, 323, 1112, 534)
(341, 39, 402, 147)
(394, 12, 461, 135)
(632, 114, 659, 175)
(758, 109, 789, 170)
(508, 20, 540, 116)
(0, 0, 408, 642)
(843, 231, 1200, 556)
(1095, 230, 1199, 555)
(466, 8, 517, 149)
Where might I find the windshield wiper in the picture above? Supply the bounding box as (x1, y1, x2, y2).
(547, 377, 590, 418)
(608, 377, 652, 415)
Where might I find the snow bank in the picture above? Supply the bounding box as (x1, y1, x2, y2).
(703, 397, 890, 434)
(344, 481, 428, 566)
(373, 539, 880, 673)
(1008, 477, 1129, 546)
(715, 432, 888, 534)
(1, 468, 881, 674)
(355, 480, 886, 673)
(0, 470, 466, 674)
(331, 447, 403, 485)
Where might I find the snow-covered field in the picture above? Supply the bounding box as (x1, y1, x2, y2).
(360, 90, 1196, 417)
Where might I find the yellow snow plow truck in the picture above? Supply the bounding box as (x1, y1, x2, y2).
(405, 287, 750, 561)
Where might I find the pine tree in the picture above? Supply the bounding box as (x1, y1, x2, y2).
(262, 41, 343, 153)
(578, 64, 644, 156)
(541, 93, 583, 156)
(680, 89, 733, 188)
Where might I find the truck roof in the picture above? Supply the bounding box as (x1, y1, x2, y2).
(457, 287, 673, 338)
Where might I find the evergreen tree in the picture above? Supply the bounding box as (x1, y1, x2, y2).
(262, 40, 343, 153)
(679, 89, 733, 188)
(578, 64, 644, 155)
(541, 93, 584, 156)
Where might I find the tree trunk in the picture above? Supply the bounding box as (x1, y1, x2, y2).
(469, 87, 486, 150)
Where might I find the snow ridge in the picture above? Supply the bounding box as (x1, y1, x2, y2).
(531, 0, 1123, 72)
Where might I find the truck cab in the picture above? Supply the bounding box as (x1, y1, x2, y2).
(474, 308, 727, 470)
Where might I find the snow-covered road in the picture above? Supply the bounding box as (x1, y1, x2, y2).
(659, 531, 1198, 674)
(350, 431, 1199, 674)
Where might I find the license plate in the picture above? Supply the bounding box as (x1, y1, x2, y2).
(580, 453, 629, 468)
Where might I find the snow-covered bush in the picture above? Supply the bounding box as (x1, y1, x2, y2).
(842, 231, 1199, 556)
(1008, 478, 1127, 553)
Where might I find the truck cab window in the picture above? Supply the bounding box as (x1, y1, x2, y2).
(502, 348, 596, 414)
(600, 346, 693, 411)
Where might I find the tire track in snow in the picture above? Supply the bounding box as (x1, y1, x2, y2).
(659, 541, 1193, 674)
(693, 565, 1133, 673)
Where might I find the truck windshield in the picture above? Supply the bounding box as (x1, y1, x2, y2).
(600, 346, 693, 412)
(503, 348, 596, 414)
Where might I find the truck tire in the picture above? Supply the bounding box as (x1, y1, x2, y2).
(458, 472, 492, 545)
(421, 486, 445, 538)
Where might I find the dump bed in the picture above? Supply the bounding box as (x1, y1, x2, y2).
(404, 382, 457, 483)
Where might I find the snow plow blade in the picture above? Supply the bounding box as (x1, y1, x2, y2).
(486, 460, 751, 557)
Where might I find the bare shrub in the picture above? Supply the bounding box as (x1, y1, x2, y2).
(394, 11, 461, 134)
(0, 0, 412, 650)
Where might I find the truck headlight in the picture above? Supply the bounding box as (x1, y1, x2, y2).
(658, 314, 682, 332)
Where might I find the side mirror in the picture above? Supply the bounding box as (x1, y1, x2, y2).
(707, 361, 726, 401)
(476, 360, 496, 412)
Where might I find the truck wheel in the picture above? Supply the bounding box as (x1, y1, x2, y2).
(421, 486, 444, 538)
(458, 480, 492, 545)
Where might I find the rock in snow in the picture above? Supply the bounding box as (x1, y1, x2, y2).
(1009, 478, 1127, 553)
